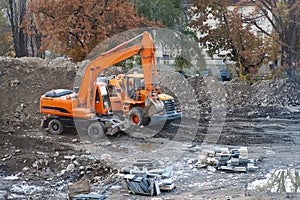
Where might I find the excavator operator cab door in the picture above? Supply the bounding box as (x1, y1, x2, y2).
(95, 85, 111, 115)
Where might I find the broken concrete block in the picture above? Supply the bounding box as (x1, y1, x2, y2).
(67, 180, 90, 199)
(130, 166, 148, 177)
(233, 167, 247, 172)
(162, 166, 173, 178)
(231, 149, 240, 158)
(239, 158, 250, 166)
(206, 157, 219, 167)
(247, 163, 258, 171)
(219, 166, 234, 171)
(159, 179, 175, 191)
(207, 166, 216, 173)
(229, 158, 240, 166)
(239, 147, 248, 159)
(221, 148, 229, 155)
(194, 161, 207, 168)
(198, 155, 207, 162)
(133, 159, 154, 170)
(201, 150, 214, 157)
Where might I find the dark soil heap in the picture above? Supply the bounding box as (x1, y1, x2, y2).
(0, 57, 77, 130)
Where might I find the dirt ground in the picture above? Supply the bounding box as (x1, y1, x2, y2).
(1, 57, 300, 199)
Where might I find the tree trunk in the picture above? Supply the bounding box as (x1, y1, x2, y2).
(7, 0, 28, 57)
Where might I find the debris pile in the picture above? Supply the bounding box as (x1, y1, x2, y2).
(195, 147, 258, 173)
(0, 57, 77, 130)
(250, 79, 300, 107)
(117, 159, 175, 196)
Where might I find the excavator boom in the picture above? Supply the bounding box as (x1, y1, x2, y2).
(78, 32, 157, 109)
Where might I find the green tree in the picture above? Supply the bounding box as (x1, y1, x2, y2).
(132, 0, 184, 29)
(174, 55, 191, 71)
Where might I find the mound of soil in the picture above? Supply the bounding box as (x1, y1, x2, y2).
(0, 57, 77, 130)
(186, 76, 300, 117)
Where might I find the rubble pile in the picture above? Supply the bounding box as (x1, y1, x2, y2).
(187, 76, 212, 107)
(250, 78, 300, 107)
(117, 159, 175, 196)
(195, 147, 258, 173)
(186, 76, 300, 117)
(224, 78, 252, 108)
(0, 57, 77, 130)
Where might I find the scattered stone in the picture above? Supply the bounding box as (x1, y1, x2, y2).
(3, 175, 20, 181)
(53, 151, 60, 157)
(73, 160, 79, 166)
(64, 155, 76, 160)
(66, 164, 75, 172)
(72, 138, 79, 143)
(15, 149, 21, 153)
(22, 166, 30, 172)
(0, 191, 7, 199)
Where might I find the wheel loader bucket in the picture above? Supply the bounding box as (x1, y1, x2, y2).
(144, 96, 164, 117)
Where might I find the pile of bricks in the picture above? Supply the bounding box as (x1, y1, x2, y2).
(195, 147, 257, 172)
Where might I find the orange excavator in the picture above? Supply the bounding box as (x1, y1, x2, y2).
(40, 32, 164, 138)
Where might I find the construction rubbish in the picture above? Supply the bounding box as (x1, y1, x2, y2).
(118, 160, 176, 196)
(68, 179, 122, 200)
(124, 174, 160, 196)
(195, 147, 258, 172)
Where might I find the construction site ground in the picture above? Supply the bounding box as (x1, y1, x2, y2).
(1, 57, 300, 199)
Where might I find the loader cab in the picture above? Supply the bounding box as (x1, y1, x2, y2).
(125, 74, 145, 101)
(94, 83, 111, 115)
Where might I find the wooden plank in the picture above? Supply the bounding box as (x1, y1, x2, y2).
(67, 180, 90, 199)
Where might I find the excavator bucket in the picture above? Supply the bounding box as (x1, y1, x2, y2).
(144, 97, 164, 117)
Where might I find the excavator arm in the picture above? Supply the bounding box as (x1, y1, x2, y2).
(77, 32, 157, 109)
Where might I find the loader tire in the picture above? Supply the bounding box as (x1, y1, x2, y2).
(88, 122, 105, 139)
(48, 119, 63, 135)
(128, 107, 143, 126)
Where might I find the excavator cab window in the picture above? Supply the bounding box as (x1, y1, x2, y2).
(136, 78, 145, 90)
(100, 85, 111, 109)
(126, 77, 145, 100)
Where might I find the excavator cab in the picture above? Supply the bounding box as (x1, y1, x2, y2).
(94, 84, 111, 115)
(125, 74, 145, 101)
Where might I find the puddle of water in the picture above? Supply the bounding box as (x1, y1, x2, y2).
(248, 169, 300, 193)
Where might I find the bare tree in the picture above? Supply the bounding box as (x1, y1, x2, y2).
(6, 0, 28, 57)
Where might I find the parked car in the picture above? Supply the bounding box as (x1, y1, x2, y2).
(192, 69, 213, 77)
(219, 69, 232, 81)
(176, 70, 189, 78)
